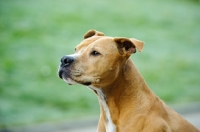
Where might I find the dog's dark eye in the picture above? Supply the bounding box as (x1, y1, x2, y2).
(91, 51, 100, 56)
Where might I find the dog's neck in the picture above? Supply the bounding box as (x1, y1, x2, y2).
(103, 58, 155, 104)
(91, 58, 157, 130)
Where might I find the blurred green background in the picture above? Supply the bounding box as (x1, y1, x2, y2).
(0, 0, 200, 128)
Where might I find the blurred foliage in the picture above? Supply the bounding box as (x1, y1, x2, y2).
(0, 0, 200, 128)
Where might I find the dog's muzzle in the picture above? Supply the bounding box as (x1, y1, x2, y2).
(58, 55, 92, 86)
(58, 55, 74, 79)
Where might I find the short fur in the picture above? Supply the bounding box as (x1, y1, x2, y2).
(58, 30, 199, 132)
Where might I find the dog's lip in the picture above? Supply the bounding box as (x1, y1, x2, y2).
(59, 70, 92, 86)
(72, 79, 92, 86)
(82, 82, 92, 86)
(58, 70, 63, 79)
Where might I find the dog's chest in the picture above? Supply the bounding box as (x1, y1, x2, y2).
(89, 87, 116, 132)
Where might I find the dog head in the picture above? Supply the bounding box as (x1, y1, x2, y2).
(58, 30, 144, 88)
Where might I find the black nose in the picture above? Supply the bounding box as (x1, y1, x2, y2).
(60, 56, 74, 67)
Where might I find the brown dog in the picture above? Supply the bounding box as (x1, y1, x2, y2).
(58, 30, 199, 132)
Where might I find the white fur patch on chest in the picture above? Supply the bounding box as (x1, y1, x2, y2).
(89, 86, 116, 132)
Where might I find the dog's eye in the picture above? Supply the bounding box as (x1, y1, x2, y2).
(91, 51, 100, 56)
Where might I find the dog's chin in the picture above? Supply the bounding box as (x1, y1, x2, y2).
(63, 77, 77, 85)
(62, 76, 92, 86)
(59, 69, 91, 86)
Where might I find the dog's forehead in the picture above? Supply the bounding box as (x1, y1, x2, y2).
(76, 36, 114, 51)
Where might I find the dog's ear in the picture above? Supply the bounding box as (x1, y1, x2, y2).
(84, 30, 104, 39)
(114, 37, 144, 55)
(130, 38, 144, 52)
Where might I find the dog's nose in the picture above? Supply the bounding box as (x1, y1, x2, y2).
(60, 56, 74, 66)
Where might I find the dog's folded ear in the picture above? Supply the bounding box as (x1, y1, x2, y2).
(84, 30, 104, 39)
(114, 38, 144, 55)
(129, 38, 144, 52)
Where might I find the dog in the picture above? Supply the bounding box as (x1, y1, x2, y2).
(58, 30, 199, 132)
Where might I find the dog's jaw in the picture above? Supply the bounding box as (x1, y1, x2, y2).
(59, 71, 92, 86)
(63, 77, 77, 85)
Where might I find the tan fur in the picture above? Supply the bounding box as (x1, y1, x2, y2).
(59, 30, 199, 132)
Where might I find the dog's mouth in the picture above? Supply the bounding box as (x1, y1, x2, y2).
(58, 70, 64, 79)
(81, 82, 92, 86)
(58, 69, 92, 86)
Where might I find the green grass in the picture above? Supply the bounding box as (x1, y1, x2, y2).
(0, 0, 200, 128)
